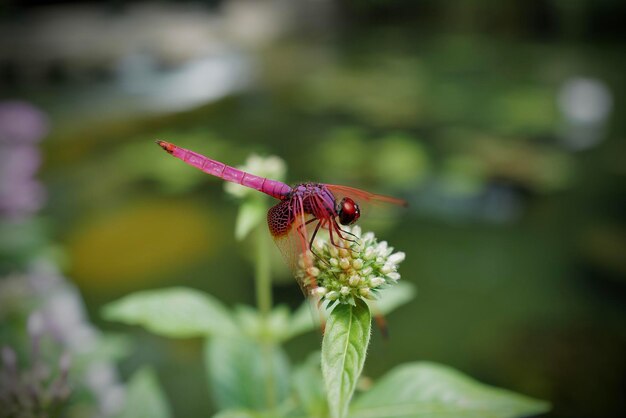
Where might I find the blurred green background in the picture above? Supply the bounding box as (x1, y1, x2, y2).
(1, 1, 625, 417)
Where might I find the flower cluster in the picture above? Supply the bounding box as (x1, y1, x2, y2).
(0, 100, 125, 417)
(0, 260, 127, 417)
(298, 225, 405, 306)
(0, 101, 48, 221)
(0, 314, 72, 418)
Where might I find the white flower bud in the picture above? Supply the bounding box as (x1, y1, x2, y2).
(351, 225, 362, 237)
(339, 258, 351, 270)
(388, 252, 406, 265)
(313, 239, 325, 252)
(362, 232, 375, 242)
(370, 277, 385, 287)
(363, 247, 376, 260)
(339, 248, 350, 258)
(359, 287, 372, 298)
(306, 267, 320, 277)
(387, 272, 400, 281)
(329, 258, 339, 267)
(325, 291, 340, 301)
(329, 246, 339, 257)
(349, 275, 362, 287)
(376, 241, 388, 255)
(340, 286, 350, 296)
(352, 259, 364, 270)
(381, 264, 394, 274)
(361, 266, 373, 276)
(313, 287, 328, 296)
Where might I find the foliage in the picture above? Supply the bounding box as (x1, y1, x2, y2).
(103, 283, 549, 418)
(321, 300, 371, 418)
(103, 156, 550, 418)
(117, 368, 172, 418)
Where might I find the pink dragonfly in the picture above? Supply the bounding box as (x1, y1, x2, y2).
(157, 140, 406, 295)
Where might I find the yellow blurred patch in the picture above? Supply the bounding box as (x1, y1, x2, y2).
(67, 200, 218, 292)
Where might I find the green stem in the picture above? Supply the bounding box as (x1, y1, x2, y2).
(255, 225, 272, 320)
(254, 224, 276, 410)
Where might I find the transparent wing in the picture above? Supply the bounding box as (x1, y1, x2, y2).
(268, 198, 321, 298)
(325, 184, 407, 207)
(325, 184, 407, 227)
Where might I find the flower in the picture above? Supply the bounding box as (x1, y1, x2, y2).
(224, 154, 286, 198)
(297, 225, 405, 306)
(0, 101, 48, 220)
(0, 260, 126, 417)
(0, 318, 72, 417)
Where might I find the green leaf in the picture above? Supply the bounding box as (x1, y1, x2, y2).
(235, 304, 294, 342)
(102, 287, 238, 338)
(212, 410, 257, 418)
(205, 336, 291, 410)
(350, 362, 550, 418)
(292, 352, 328, 418)
(367, 281, 416, 316)
(117, 368, 171, 418)
(322, 299, 372, 418)
(212, 411, 287, 418)
(283, 301, 319, 341)
(235, 199, 267, 241)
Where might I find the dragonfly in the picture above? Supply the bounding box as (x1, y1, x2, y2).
(156, 140, 406, 296)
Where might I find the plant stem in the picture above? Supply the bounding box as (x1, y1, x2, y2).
(255, 224, 276, 410)
(255, 225, 272, 320)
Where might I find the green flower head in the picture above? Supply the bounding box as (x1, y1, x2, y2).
(298, 225, 404, 306)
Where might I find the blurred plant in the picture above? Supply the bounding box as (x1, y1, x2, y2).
(0, 101, 127, 418)
(0, 317, 71, 418)
(0, 261, 129, 417)
(0, 101, 47, 222)
(313, 128, 429, 191)
(0, 102, 49, 266)
(103, 154, 551, 418)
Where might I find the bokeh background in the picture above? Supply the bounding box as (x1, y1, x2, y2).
(1, 0, 625, 417)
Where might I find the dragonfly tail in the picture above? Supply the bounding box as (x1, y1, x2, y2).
(155, 140, 291, 200)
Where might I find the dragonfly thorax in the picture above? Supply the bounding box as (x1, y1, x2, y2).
(290, 183, 337, 219)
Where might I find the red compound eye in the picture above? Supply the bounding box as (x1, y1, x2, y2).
(337, 197, 361, 225)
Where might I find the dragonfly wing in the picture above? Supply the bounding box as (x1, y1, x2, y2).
(268, 198, 319, 298)
(325, 184, 408, 207)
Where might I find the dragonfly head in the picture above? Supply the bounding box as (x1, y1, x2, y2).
(337, 197, 361, 226)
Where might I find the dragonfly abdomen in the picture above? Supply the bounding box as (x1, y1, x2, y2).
(157, 140, 291, 199)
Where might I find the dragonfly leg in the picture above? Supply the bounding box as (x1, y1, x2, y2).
(339, 226, 360, 242)
(295, 217, 331, 267)
(328, 220, 344, 249)
(309, 220, 333, 267)
(295, 217, 317, 241)
(330, 219, 358, 248)
(296, 196, 318, 291)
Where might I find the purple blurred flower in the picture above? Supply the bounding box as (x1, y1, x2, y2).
(0, 260, 126, 417)
(0, 101, 48, 145)
(0, 331, 72, 418)
(0, 101, 49, 220)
